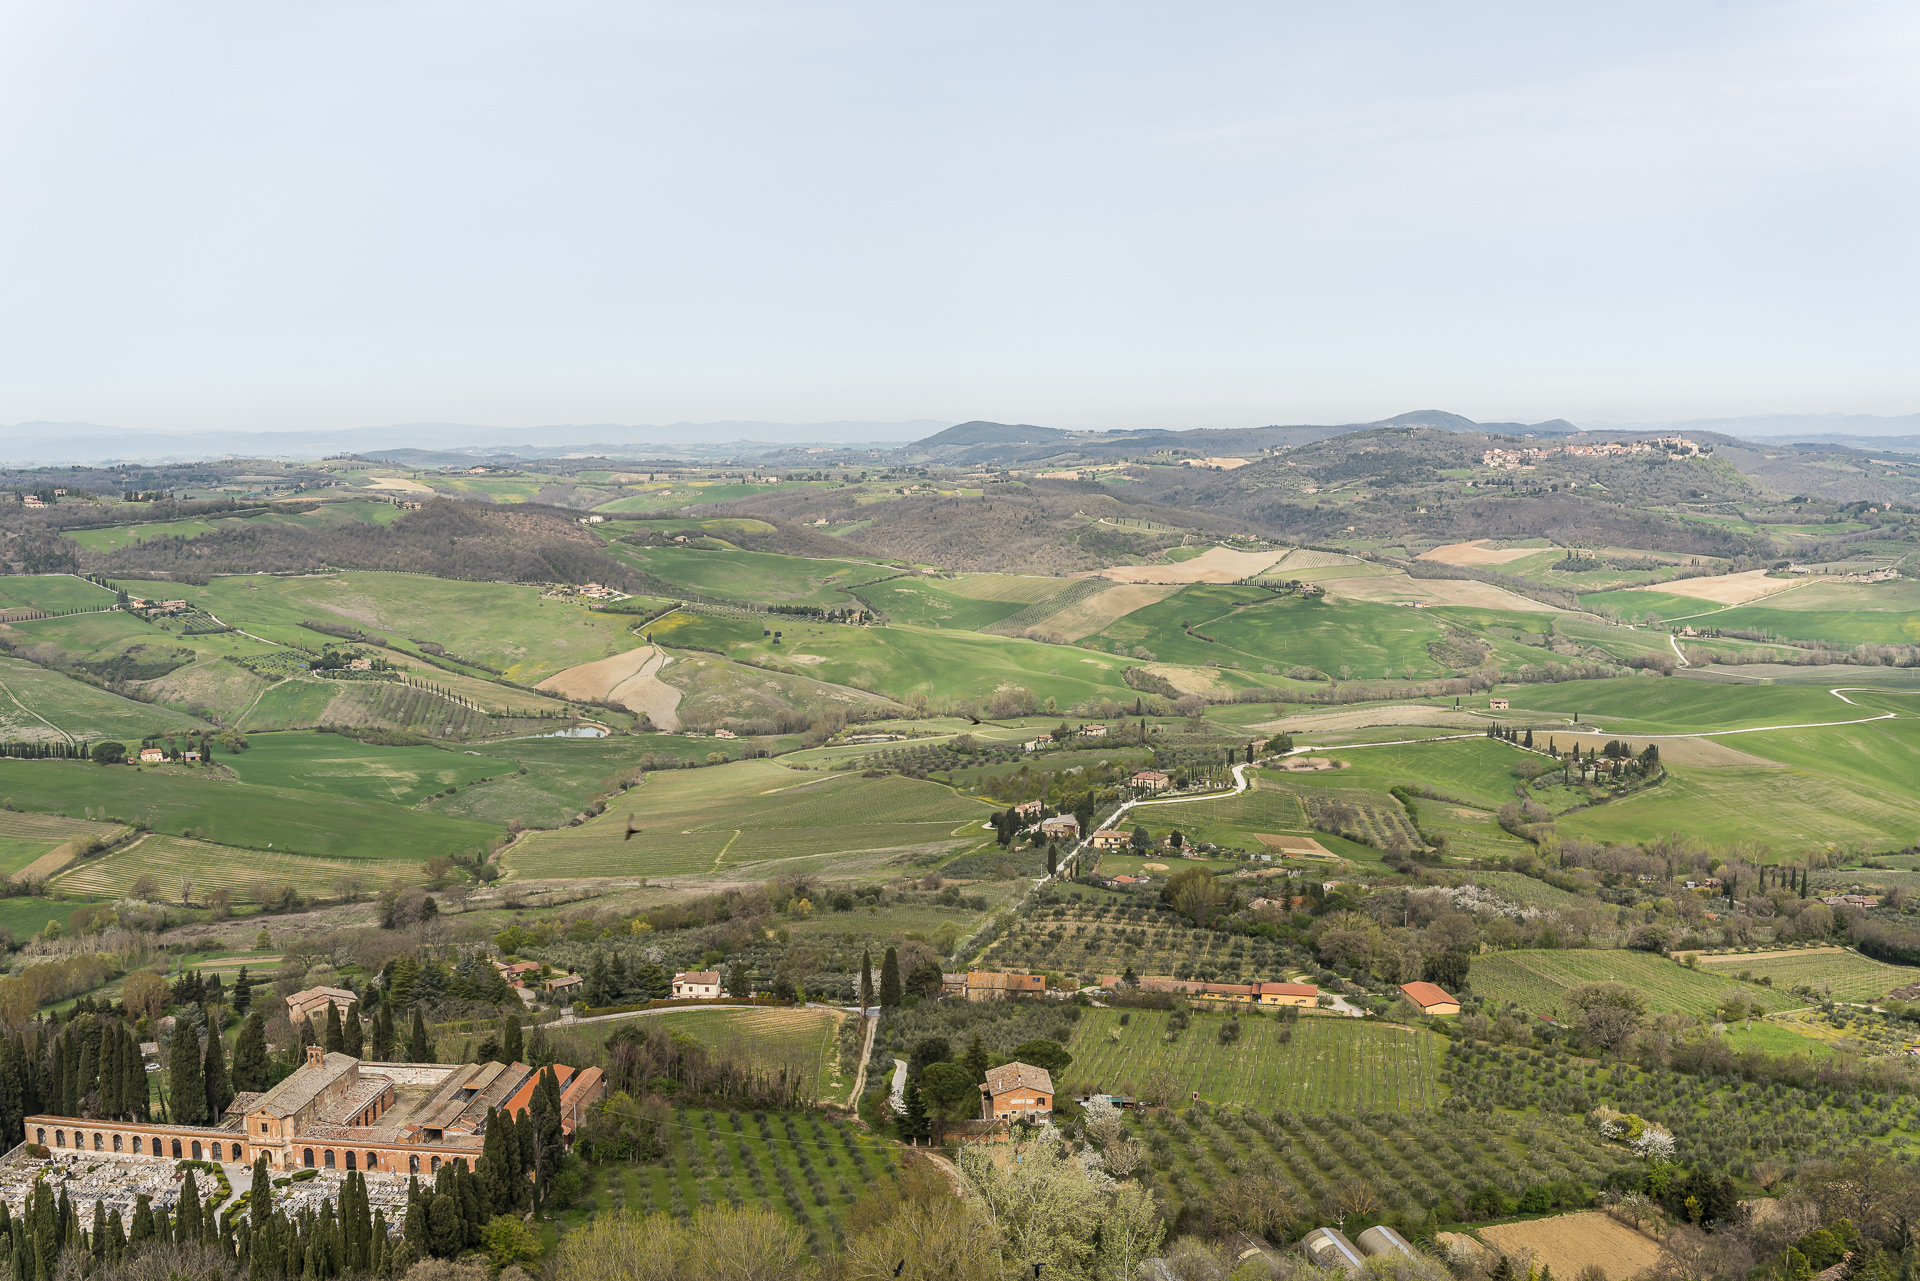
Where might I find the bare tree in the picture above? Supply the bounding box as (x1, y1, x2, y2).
(178, 876, 193, 906)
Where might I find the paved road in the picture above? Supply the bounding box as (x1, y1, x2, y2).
(887, 1059, 908, 1114)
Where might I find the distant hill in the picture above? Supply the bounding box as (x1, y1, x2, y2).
(913, 421, 1071, 448)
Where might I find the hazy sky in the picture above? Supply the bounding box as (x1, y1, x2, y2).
(1, 1, 1915, 434)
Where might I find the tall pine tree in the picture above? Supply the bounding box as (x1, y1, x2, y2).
(879, 946, 902, 1008)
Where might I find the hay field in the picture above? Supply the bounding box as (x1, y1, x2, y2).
(507, 759, 990, 880)
(1250, 705, 1481, 734)
(1620, 569, 1805, 606)
(1470, 949, 1738, 1017)
(1321, 571, 1561, 612)
(1029, 582, 1180, 641)
(1474, 1212, 1661, 1281)
(939, 574, 1072, 603)
(1095, 547, 1289, 584)
(53, 834, 425, 901)
(538, 645, 682, 728)
(1418, 541, 1553, 566)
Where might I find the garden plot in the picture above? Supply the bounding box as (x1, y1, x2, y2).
(538, 1007, 846, 1102)
(1476, 1212, 1661, 1281)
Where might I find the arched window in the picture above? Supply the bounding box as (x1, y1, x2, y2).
(93, 1133, 103, 1151)
(35, 1128, 45, 1146)
(324, 1150, 335, 1170)
(54, 1131, 65, 1148)
(132, 1136, 142, 1154)
(344, 1152, 356, 1171)
(113, 1135, 123, 1153)
(408, 1156, 419, 1174)
(304, 1149, 315, 1169)
(430, 1156, 441, 1175)
(365, 1152, 378, 1171)
(191, 1141, 202, 1161)
(172, 1140, 182, 1159)
(211, 1143, 223, 1161)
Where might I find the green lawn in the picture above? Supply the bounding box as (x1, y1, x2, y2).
(1065, 1007, 1444, 1110)
(0, 575, 120, 613)
(220, 731, 509, 805)
(1469, 949, 1759, 1018)
(0, 759, 500, 860)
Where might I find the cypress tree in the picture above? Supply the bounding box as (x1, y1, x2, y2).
(168, 1024, 207, 1125)
(11, 1220, 28, 1281)
(204, 1023, 233, 1120)
(125, 1029, 149, 1121)
(324, 1003, 344, 1054)
(962, 1034, 990, 1084)
(480, 1110, 511, 1214)
(879, 946, 902, 1008)
(31, 1180, 56, 1281)
(129, 1196, 152, 1247)
(501, 1016, 522, 1065)
(369, 1211, 386, 1276)
(407, 1009, 431, 1063)
(859, 951, 873, 1011)
(99, 1032, 121, 1118)
(46, 1042, 65, 1119)
(233, 1012, 269, 1094)
(342, 1004, 363, 1058)
(233, 967, 252, 1015)
(176, 1172, 202, 1246)
(372, 1007, 394, 1061)
(105, 1210, 123, 1264)
(74, 1038, 97, 1114)
(55, 1187, 72, 1253)
(89, 1201, 104, 1261)
(514, 1108, 535, 1205)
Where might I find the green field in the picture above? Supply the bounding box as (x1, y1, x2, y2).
(848, 576, 1050, 630)
(0, 897, 82, 946)
(1313, 738, 1533, 810)
(54, 834, 427, 902)
(0, 576, 119, 613)
(1499, 677, 1863, 733)
(220, 732, 509, 805)
(1141, 775, 1417, 865)
(605, 545, 894, 607)
(540, 1007, 847, 1102)
(1693, 948, 1917, 1002)
(1692, 579, 1920, 646)
(1468, 949, 1755, 1018)
(661, 617, 1140, 710)
(0, 654, 208, 740)
(507, 758, 990, 879)
(1579, 587, 1731, 621)
(1557, 763, 1920, 849)
(0, 759, 500, 861)
(109, 573, 648, 686)
(1065, 1008, 1443, 1111)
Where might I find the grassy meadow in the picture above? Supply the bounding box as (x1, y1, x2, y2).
(221, 732, 510, 805)
(538, 1007, 847, 1102)
(1469, 949, 1762, 1018)
(506, 758, 991, 880)
(0, 759, 499, 860)
(54, 834, 427, 902)
(0, 576, 119, 613)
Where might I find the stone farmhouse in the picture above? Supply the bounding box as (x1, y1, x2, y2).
(27, 1046, 605, 1176)
(980, 1062, 1053, 1122)
(286, 986, 359, 1026)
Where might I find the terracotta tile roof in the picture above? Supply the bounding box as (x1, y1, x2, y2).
(982, 1062, 1054, 1097)
(1399, 981, 1457, 1008)
(252, 1051, 358, 1119)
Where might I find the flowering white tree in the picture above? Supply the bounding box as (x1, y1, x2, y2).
(1632, 1124, 1676, 1161)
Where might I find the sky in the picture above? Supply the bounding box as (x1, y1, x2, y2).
(0, 0, 1916, 436)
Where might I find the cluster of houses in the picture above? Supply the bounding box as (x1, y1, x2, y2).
(1020, 724, 1110, 752)
(1481, 436, 1700, 468)
(127, 598, 192, 615)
